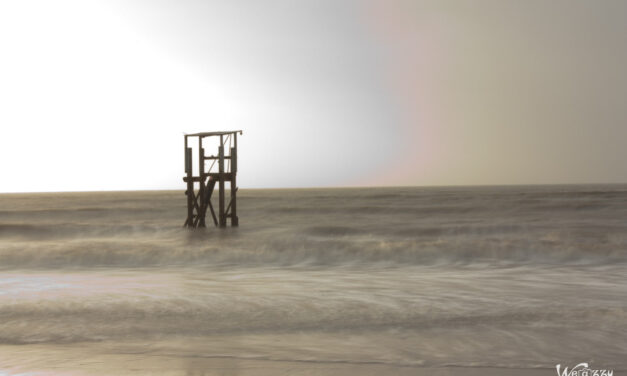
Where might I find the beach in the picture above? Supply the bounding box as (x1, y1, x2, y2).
(1, 186, 626, 375)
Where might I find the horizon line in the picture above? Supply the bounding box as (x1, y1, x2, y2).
(2, 181, 627, 195)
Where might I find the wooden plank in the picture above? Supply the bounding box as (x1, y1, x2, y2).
(231, 133, 238, 226)
(218, 142, 226, 227)
(203, 156, 231, 160)
(208, 202, 218, 226)
(186, 130, 243, 137)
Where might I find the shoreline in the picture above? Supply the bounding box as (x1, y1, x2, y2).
(0, 345, 560, 376)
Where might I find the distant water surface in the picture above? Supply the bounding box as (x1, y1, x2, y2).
(0, 186, 626, 374)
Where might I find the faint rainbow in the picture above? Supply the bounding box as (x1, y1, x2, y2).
(356, 1, 447, 187)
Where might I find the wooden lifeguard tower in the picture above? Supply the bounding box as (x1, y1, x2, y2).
(183, 131, 242, 228)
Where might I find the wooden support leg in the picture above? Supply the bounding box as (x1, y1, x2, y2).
(218, 143, 226, 227)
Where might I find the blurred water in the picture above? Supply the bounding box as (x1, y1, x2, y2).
(0, 186, 626, 374)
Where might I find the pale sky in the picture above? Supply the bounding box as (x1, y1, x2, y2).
(1, 0, 626, 192)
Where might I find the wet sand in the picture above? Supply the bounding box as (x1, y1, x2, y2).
(0, 344, 557, 376)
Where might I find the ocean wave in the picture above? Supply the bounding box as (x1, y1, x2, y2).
(0, 230, 625, 268)
(1, 289, 624, 345)
(1, 186, 626, 268)
(0, 222, 169, 241)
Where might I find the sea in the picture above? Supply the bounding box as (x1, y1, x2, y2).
(0, 185, 626, 375)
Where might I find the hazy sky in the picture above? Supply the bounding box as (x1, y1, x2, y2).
(1, 0, 626, 192)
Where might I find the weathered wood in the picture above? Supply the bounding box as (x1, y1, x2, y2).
(186, 131, 243, 137)
(185, 138, 194, 228)
(218, 140, 226, 227)
(203, 156, 232, 160)
(183, 131, 241, 228)
(208, 201, 218, 226)
(230, 135, 238, 226)
(198, 138, 206, 228)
